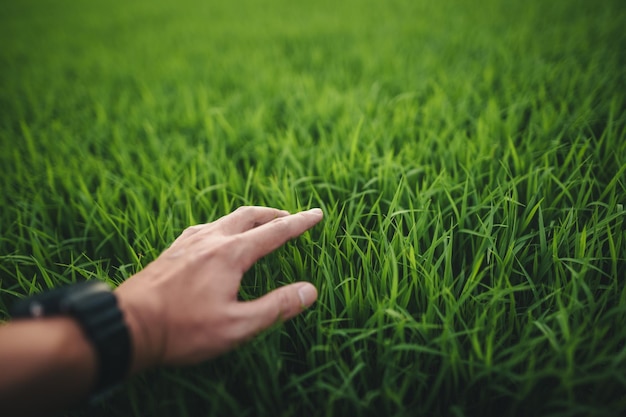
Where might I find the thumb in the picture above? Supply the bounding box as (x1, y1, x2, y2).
(236, 282, 318, 338)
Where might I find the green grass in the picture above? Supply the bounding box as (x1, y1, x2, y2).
(1, 0, 626, 415)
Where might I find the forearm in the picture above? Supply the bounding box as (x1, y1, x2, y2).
(0, 317, 97, 417)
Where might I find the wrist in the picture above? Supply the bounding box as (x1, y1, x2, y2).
(115, 285, 165, 374)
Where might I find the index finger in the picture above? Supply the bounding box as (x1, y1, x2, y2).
(234, 208, 323, 271)
(215, 206, 291, 235)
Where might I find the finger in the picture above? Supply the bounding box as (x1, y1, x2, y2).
(233, 282, 318, 339)
(216, 206, 291, 235)
(235, 208, 323, 271)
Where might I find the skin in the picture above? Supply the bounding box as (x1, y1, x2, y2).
(0, 206, 324, 417)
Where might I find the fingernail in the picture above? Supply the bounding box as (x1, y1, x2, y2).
(308, 208, 323, 217)
(297, 284, 318, 309)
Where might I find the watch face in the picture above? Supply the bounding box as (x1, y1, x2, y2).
(9, 281, 110, 318)
(10, 285, 70, 318)
(29, 302, 45, 317)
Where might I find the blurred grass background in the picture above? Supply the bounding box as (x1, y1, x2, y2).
(1, 0, 625, 416)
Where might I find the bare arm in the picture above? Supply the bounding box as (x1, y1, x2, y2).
(0, 317, 97, 416)
(0, 206, 323, 417)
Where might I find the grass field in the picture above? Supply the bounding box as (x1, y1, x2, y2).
(1, 0, 626, 415)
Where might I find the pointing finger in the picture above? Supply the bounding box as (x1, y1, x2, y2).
(215, 206, 291, 235)
(234, 208, 323, 271)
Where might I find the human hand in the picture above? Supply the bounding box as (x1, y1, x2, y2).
(114, 206, 323, 374)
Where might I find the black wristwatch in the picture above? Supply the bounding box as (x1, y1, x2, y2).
(10, 280, 132, 400)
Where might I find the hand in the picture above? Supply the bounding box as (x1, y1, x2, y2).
(115, 206, 323, 374)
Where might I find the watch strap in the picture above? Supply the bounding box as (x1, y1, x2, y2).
(65, 282, 131, 395)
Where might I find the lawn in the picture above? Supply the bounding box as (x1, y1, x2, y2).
(1, 0, 625, 415)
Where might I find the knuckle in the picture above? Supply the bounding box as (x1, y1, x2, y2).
(181, 225, 197, 235)
(221, 234, 242, 250)
(201, 241, 228, 260)
(182, 224, 207, 237)
(270, 216, 290, 231)
(274, 290, 295, 318)
(208, 235, 242, 260)
(234, 205, 251, 214)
